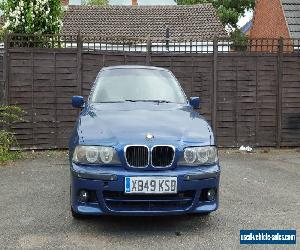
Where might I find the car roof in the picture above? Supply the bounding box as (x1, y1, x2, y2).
(101, 65, 170, 72)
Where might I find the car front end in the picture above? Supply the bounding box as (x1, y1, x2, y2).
(69, 66, 220, 217)
(70, 142, 220, 216)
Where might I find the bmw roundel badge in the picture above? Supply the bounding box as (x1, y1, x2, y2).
(145, 133, 154, 140)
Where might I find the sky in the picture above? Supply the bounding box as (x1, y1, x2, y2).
(70, 0, 253, 29)
(237, 10, 253, 28)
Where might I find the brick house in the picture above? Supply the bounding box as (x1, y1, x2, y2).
(251, 0, 300, 39)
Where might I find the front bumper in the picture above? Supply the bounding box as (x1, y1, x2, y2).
(70, 163, 220, 216)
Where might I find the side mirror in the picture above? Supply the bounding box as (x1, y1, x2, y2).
(72, 96, 85, 108)
(189, 97, 200, 109)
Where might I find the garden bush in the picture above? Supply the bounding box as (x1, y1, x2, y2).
(0, 105, 25, 163)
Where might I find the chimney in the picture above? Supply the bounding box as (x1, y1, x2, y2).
(132, 0, 138, 6)
(61, 0, 69, 6)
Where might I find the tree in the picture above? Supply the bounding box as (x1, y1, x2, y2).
(1, 0, 63, 34)
(176, 0, 255, 29)
(230, 28, 248, 51)
(83, 0, 108, 5)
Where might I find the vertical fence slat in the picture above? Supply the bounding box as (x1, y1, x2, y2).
(3, 33, 9, 105)
(255, 54, 259, 146)
(212, 38, 218, 134)
(54, 52, 58, 148)
(77, 33, 83, 96)
(234, 59, 238, 146)
(277, 37, 283, 148)
(31, 51, 35, 148)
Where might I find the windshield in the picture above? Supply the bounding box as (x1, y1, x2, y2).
(91, 68, 187, 104)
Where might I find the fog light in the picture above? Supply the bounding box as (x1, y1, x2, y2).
(207, 189, 216, 201)
(78, 190, 89, 202)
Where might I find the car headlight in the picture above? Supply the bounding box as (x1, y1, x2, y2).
(178, 146, 218, 166)
(72, 146, 120, 165)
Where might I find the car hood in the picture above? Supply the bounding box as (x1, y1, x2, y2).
(76, 103, 214, 146)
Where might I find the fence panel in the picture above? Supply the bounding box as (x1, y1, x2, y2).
(256, 55, 278, 147)
(7, 49, 78, 148)
(55, 51, 79, 148)
(9, 51, 35, 147)
(216, 55, 238, 146)
(2, 35, 300, 149)
(281, 54, 300, 146)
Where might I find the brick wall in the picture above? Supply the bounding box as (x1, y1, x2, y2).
(251, 0, 290, 39)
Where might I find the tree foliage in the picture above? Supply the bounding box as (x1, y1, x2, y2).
(1, 0, 63, 34)
(175, 0, 255, 28)
(82, 0, 108, 5)
(230, 28, 248, 51)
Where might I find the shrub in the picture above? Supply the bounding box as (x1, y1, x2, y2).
(0, 105, 26, 163)
(0, 130, 20, 162)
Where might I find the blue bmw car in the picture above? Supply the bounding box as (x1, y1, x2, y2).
(69, 65, 220, 217)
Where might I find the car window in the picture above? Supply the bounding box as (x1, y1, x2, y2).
(91, 68, 187, 104)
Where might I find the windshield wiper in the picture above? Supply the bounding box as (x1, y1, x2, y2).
(125, 99, 172, 103)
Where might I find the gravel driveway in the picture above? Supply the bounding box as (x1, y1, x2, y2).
(0, 149, 299, 249)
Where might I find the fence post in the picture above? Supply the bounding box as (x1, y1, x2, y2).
(146, 36, 151, 65)
(77, 32, 83, 96)
(277, 37, 283, 148)
(3, 33, 9, 105)
(212, 38, 218, 135)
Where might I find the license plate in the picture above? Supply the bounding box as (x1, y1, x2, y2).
(125, 176, 177, 194)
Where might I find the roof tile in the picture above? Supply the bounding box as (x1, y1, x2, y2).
(62, 4, 227, 39)
(282, 0, 300, 38)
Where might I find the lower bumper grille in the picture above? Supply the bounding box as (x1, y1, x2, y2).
(103, 191, 194, 212)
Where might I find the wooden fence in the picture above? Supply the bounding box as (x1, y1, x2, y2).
(1, 35, 300, 149)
